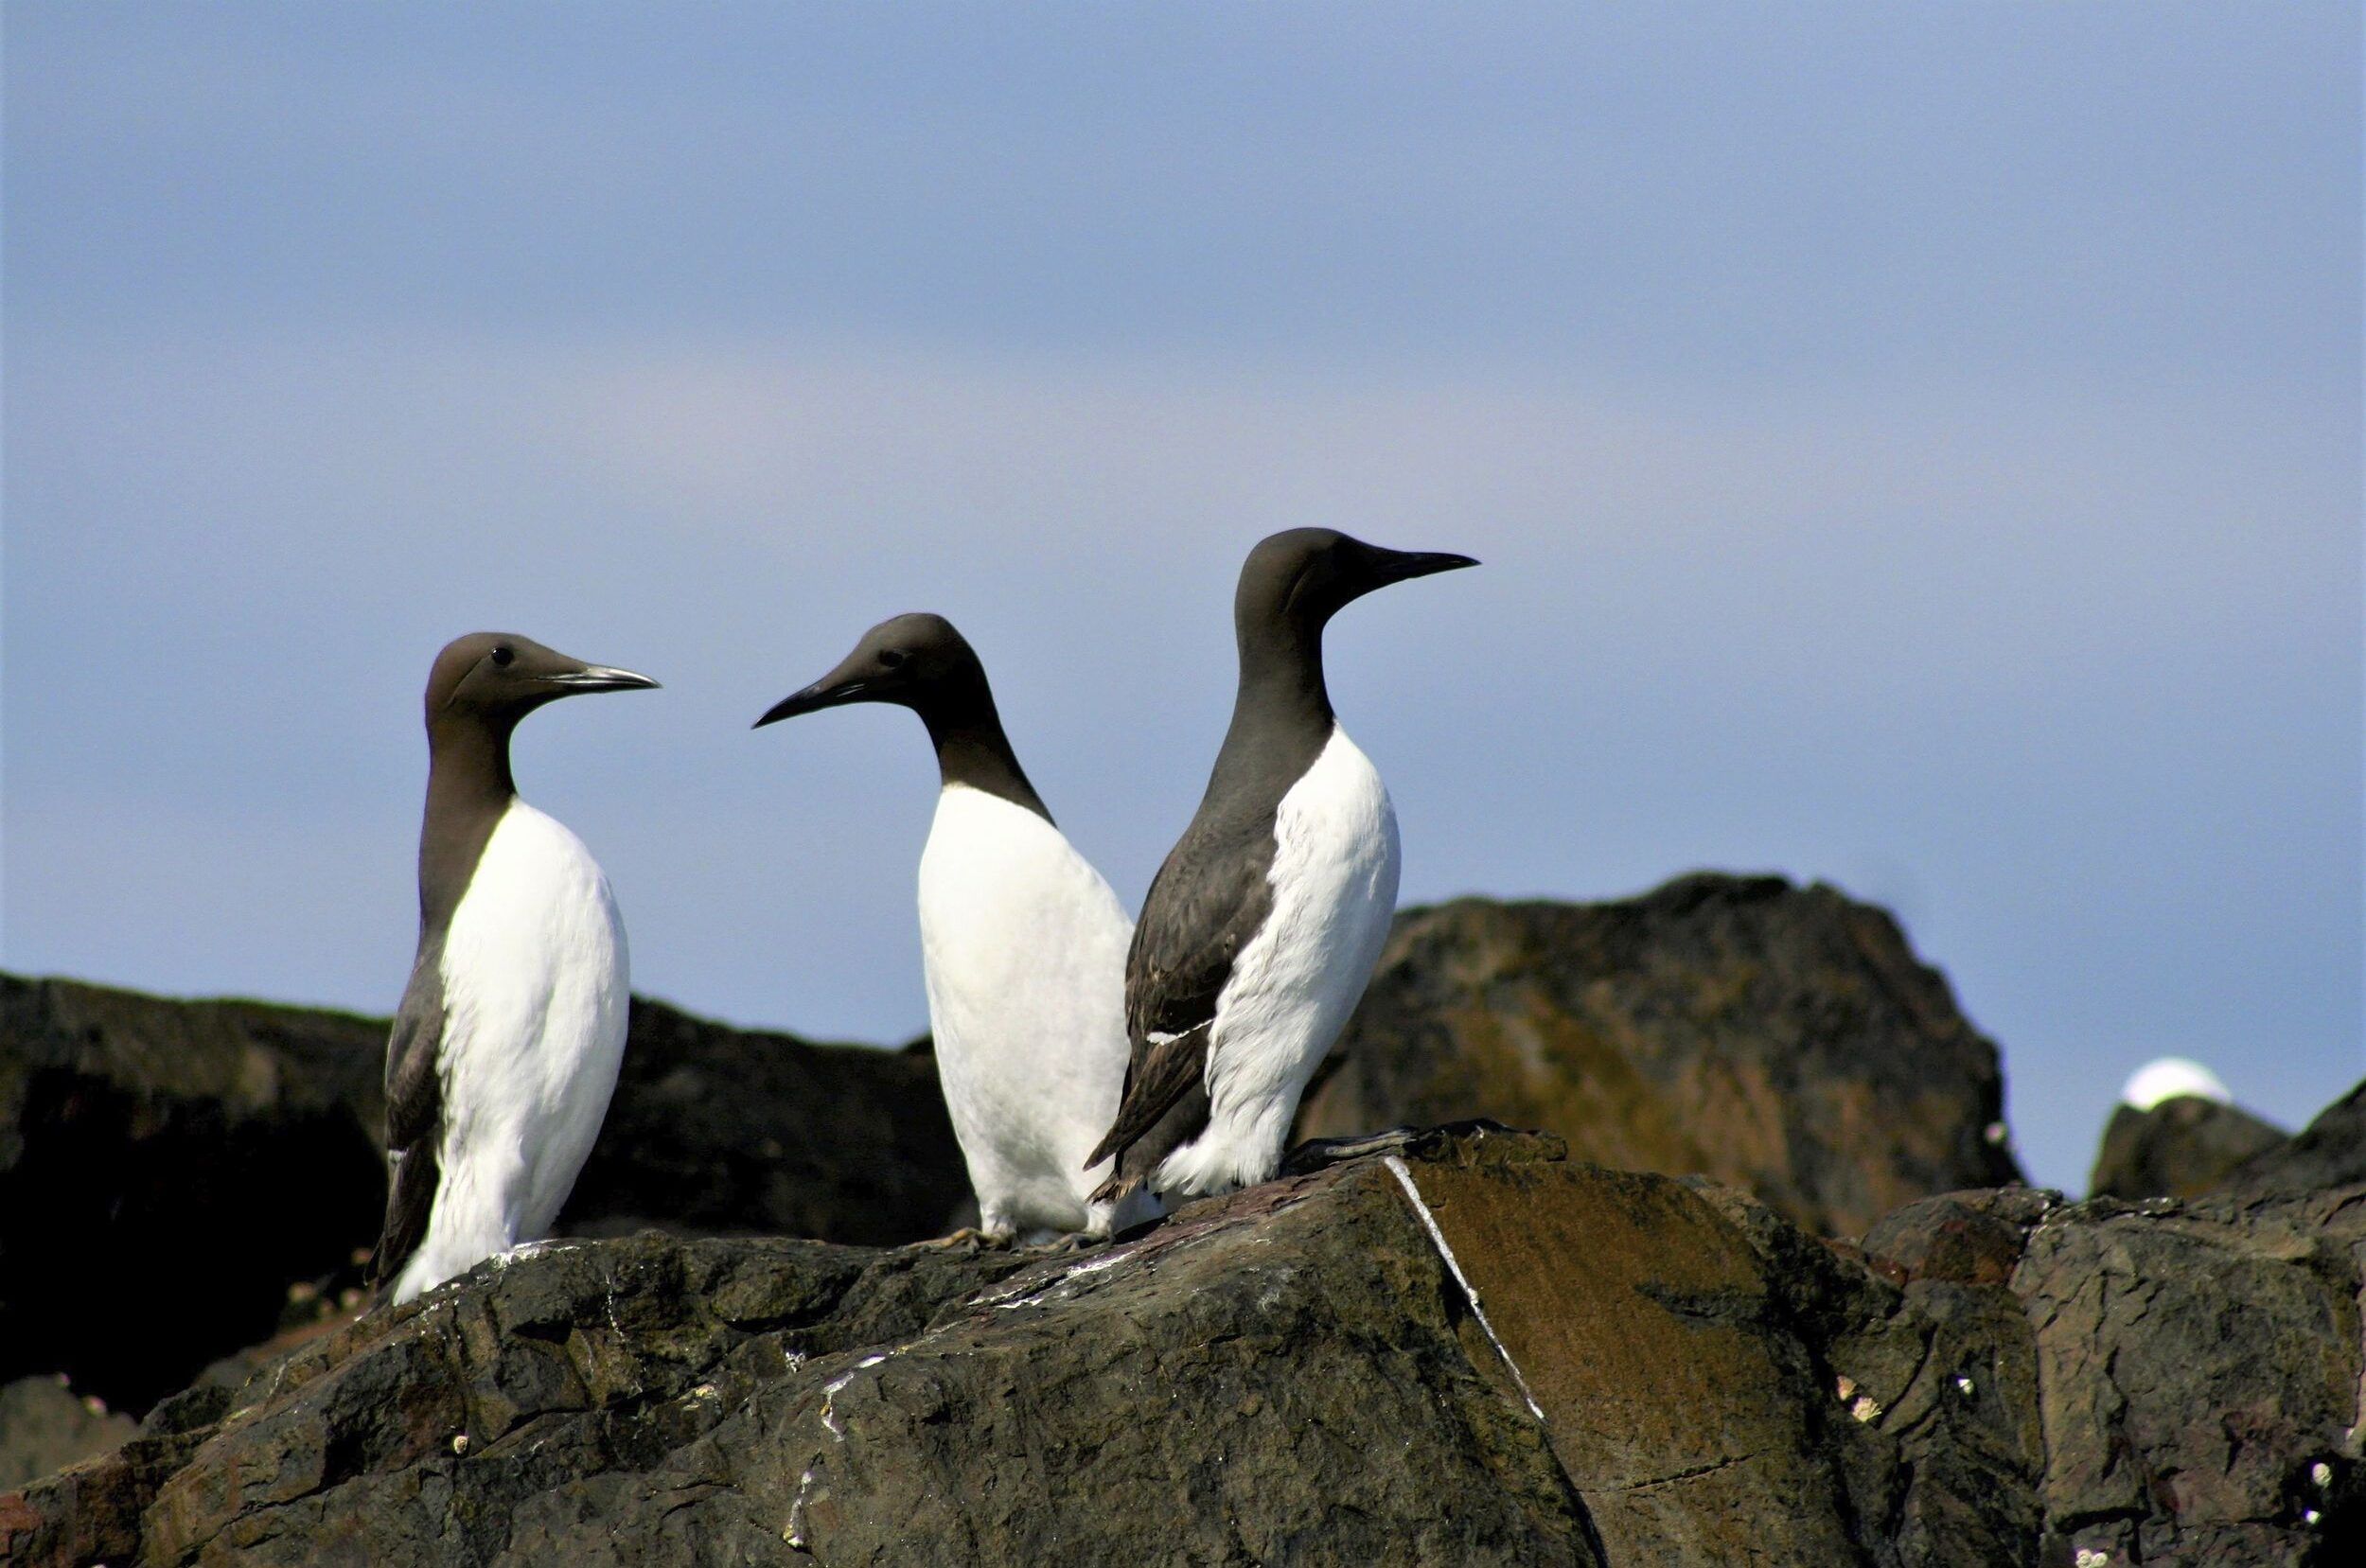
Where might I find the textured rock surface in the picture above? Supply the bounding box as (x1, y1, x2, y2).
(1861, 1182, 2366, 1565)
(2007, 1186, 2365, 1566)
(2087, 1095, 2287, 1202)
(1297, 875, 2024, 1236)
(0, 973, 966, 1416)
(8, 1129, 2358, 1567)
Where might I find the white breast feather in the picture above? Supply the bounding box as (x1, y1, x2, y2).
(396, 800, 630, 1302)
(1156, 727, 1401, 1198)
(918, 784, 1136, 1237)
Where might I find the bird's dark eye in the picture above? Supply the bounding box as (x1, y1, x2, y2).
(490, 645, 515, 667)
(878, 649, 907, 669)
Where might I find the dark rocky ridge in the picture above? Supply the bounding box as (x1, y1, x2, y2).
(0, 976, 387, 1416)
(1298, 875, 2025, 1236)
(7, 1127, 2358, 1567)
(1, 873, 2021, 1427)
(2221, 1081, 2366, 1200)
(0, 975, 966, 1416)
(23, 871, 2359, 1561)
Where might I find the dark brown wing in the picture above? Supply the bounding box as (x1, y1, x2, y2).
(1085, 815, 1278, 1188)
(1086, 1019, 1210, 1176)
(368, 943, 447, 1297)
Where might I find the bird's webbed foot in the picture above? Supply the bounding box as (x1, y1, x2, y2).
(1280, 1119, 1522, 1176)
(1033, 1230, 1101, 1255)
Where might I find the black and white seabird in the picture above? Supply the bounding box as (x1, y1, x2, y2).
(755, 614, 1144, 1242)
(1087, 529, 1476, 1202)
(371, 632, 659, 1304)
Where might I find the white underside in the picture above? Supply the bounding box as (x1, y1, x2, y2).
(1155, 726, 1401, 1199)
(394, 800, 630, 1303)
(919, 784, 1145, 1239)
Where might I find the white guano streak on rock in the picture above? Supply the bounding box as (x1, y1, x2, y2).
(818, 1352, 891, 1439)
(1383, 1155, 1548, 1426)
(984, 1244, 1141, 1311)
(786, 1467, 816, 1549)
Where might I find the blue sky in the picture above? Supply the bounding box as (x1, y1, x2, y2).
(5, 3, 2358, 1192)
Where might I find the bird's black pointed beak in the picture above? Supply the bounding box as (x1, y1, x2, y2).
(1371, 548, 1480, 586)
(754, 639, 901, 730)
(543, 663, 662, 693)
(753, 676, 872, 729)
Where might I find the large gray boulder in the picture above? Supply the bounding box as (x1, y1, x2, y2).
(1298, 875, 2024, 1236)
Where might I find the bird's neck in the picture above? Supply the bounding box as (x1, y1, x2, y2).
(418, 715, 520, 932)
(1211, 614, 1335, 790)
(918, 682, 1052, 822)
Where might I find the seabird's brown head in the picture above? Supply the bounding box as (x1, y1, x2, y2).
(410, 632, 657, 922)
(425, 632, 660, 730)
(1234, 528, 1478, 638)
(750, 613, 984, 728)
(750, 612, 1051, 819)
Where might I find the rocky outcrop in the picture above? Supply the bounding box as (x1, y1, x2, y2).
(9, 1126, 2357, 1567)
(2, 875, 2028, 1419)
(1298, 875, 2023, 1236)
(2087, 1096, 2287, 1202)
(2220, 1082, 2366, 1201)
(0, 974, 966, 1416)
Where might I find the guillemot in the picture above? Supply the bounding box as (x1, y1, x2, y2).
(1088, 529, 1475, 1202)
(756, 613, 1143, 1242)
(371, 631, 658, 1304)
